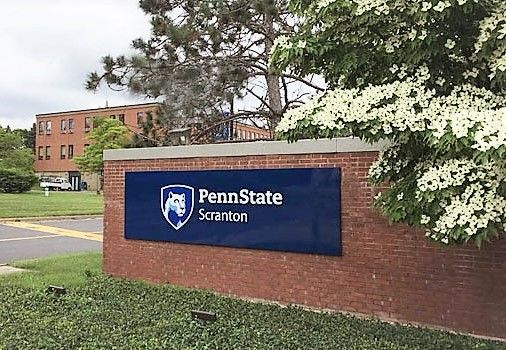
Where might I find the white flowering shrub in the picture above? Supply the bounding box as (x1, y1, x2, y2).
(271, 0, 506, 90)
(271, 0, 506, 246)
(475, 2, 506, 84)
(276, 71, 505, 246)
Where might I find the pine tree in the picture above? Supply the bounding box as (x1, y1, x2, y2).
(86, 0, 323, 142)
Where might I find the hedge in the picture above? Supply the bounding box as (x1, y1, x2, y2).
(0, 168, 37, 193)
(0, 275, 503, 350)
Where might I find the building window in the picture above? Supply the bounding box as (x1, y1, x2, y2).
(45, 146, 51, 160)
(60, 119, 66, 133)
(118, 114, 125, 124)
(85, 117, 91, 132)
(38, 121, 44, 135)
(38, 146, 43, 160)
(60, 145, 66, 159)
(45, 121, 52, 135)
(136, 112, 144, 126)
(110, 114, 116, 119)
(68, 145, 74, 159)
(68, 119, 75, 133)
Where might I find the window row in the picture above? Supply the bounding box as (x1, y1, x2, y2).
(235, 129, 269, 140)
(37, 144, 89, 160)
(38, 112, 145, 135)
(108, 112, 145, 125)
(38, 119, 75, 135)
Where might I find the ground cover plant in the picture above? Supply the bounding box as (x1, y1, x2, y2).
(0, 254, 504, 350)
(0, 190, 103, 218)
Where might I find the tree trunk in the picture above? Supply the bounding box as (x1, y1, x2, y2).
(96, 174, 101, 195)
(264, 5, 283, 133)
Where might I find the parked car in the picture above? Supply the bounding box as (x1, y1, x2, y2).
(39, 177, 72, 191)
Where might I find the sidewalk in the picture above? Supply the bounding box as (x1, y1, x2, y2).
(0, 264, 25, 275)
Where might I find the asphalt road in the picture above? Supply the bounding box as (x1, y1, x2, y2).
(0, 217, 103, 264)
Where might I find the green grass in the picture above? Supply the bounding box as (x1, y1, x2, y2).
(0, 252, 102, 289)
(0, 253, 504, 349)
(0, 190, 103, 218)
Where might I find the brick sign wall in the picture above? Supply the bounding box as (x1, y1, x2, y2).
(103, 139, 505, 339)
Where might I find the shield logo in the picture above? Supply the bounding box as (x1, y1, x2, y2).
(160, 184, 195, 230)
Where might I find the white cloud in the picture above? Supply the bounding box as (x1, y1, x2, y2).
(0, 0, 152, 129)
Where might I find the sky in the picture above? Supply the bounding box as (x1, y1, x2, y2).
(0, 1, 153, 129)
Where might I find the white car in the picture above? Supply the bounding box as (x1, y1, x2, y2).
(39, 177, 73, 191)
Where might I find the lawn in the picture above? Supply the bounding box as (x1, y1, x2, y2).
(0, 252, 102, 289)
(0, 190, 103, 218)
(0, 254, 503, 350)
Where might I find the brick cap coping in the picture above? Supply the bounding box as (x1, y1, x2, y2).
(103, 138, 388, 161)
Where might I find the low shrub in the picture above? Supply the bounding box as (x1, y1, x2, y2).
(0, 168, 37, 193)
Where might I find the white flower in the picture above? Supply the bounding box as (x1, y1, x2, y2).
(420, 215, 430, 224)
(433, 1, 450, 12)
(408, 29, 417, 41)
(317, 0, 338, 10)
(276, 73, 506, 245)
(421, 2, 432, 11)
(445, 39, 456, 49)
(352, 0, 390, 16)
(463, 68, 479, 79)
(435, 77, 446, 86)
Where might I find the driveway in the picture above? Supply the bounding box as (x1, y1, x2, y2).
(0, 217, 102, 264)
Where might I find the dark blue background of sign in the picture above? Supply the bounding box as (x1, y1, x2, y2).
(124, 168, 341, 256)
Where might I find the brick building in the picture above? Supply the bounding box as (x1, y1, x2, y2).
(35, 103, 270, 190)
(230, 120, 271, 141)
(35, 103, 160, 190)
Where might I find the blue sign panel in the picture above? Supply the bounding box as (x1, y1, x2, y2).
(124, 168, 341, 256)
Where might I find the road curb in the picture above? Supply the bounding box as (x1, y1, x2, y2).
(0, 214, 103, 223)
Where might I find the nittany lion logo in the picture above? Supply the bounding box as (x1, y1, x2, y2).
(160, 184, 194, 230)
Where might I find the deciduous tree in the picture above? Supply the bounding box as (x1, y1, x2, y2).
(0, 126, 34, 172)
(74, 118, 130, 192)
(0, 126, 36, 193)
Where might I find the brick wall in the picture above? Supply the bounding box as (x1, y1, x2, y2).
(103, 151, 505, 339)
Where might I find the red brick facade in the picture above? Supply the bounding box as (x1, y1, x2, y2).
(103, 151, 505, 339)
(35, 103, 159, 174)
